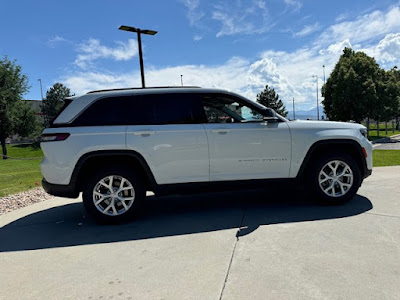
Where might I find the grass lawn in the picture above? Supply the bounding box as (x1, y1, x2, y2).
(373, 150, 400, 167)
(0, 144, 43, 197)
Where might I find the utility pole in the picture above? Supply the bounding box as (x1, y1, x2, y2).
(312, 75, 320, 120)
(180, 75, 183, 86)
(292, 97, 295, 120)
(119, 25, 158, 88)
(322, 65, 326, 120)
(38, 79, 44, 100)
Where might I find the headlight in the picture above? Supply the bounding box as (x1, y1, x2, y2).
(360, 128, 367, 138)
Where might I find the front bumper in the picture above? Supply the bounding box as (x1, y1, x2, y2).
(42, 179, 79, 198)
(363, 168, 372, 178)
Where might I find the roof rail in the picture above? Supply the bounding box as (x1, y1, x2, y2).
(86, 86, 202, 94)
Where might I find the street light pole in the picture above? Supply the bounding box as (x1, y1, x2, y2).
(312, 75, 320, 120)
(322, 65, 326, 120)
(136, 31, 146, 88)
(181, 75, 183, 86)
(38, 79, 44, 100)
(119, 25, 158, 88)
(292, 97, 295, 120)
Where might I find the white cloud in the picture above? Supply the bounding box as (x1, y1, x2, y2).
(212, 0, 271, 37)
(335, 12, 349, 22)
(373, 33, 400, 63)
(284, 0, 302, 11)
(63, 57, 250, 95)
(180, 0, 205, 27)
(63, 71, 137, 94)
(318, 6, 400, 46)
(294, 22, 321, 37)
(358, 33, 400, 68)
(193, 35, 203, 41)
(47, 35, 70, 48)
(75, 38, 138, 69)
(319, 39, 352, 56)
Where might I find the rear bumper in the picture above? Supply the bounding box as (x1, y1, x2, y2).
(42, 179, 79, 198)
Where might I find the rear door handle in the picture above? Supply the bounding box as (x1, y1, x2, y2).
(132, 131, 155, 136)
(211, 129, 230, 134)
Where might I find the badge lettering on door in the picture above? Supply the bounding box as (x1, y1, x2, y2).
(239, 158, 288, 163)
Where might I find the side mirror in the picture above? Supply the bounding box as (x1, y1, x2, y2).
(264, 108, 276, 117)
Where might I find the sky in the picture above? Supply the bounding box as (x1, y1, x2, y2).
(1, 0, 400, 113)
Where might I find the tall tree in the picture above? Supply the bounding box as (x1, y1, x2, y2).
(378, 70, 400, 133)
(0, 56, 32, 159)
(256, 85, 288, 117)
(323, 48, 381, 123)
(41, 82, 72, 127)
(12, 100, 41, 139)
(387, 67, 400, 130)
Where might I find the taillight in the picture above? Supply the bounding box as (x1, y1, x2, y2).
(41, 133, 70, 142)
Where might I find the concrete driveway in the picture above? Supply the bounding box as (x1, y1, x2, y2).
(1, 166, 399, 300)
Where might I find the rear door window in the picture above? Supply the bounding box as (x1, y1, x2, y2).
(150, 94, 207, 124)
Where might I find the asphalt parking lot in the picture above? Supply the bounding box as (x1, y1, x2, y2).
(1, 166, 400, 300)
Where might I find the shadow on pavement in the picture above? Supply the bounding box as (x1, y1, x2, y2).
(0, 187, 372, 252)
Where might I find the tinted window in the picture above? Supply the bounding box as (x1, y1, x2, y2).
(72, 96, 153, 126)
(150, 94, 207, 124)
(72, 93, 207, 126)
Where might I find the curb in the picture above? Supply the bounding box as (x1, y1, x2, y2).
(371, 133, 400, 145)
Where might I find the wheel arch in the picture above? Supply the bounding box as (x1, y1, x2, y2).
(72, 150, 157, 193)
(296, 139, 368, 180)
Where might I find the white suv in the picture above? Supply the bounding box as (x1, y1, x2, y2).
(41, 87, 373, 223)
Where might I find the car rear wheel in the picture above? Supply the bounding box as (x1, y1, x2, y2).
(309, 153, 361, 205)
(82, 167, 145, 223)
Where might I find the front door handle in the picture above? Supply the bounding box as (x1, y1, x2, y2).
(132, 131, 155, 136)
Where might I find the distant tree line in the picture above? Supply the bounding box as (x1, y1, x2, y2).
(323, 47, 400, 133)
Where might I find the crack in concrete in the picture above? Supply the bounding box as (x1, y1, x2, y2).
(218, 205, 248, 300)
(365, 212, 400, 219)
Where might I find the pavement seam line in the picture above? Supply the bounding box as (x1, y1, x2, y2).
(365, 212, 400, 219)
(218, 205, 248, 300)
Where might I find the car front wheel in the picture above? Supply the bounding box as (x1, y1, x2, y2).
(309, 153, 361, 205)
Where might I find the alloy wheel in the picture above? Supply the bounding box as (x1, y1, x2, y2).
(318, 160, 354, 198)
(92, 175, 135, 216)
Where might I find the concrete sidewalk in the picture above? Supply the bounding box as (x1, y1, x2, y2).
(1, 167, 400, 299)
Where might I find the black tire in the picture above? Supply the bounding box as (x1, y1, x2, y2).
(82, 166, 145, 224)
(308, 153, 361, 205)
